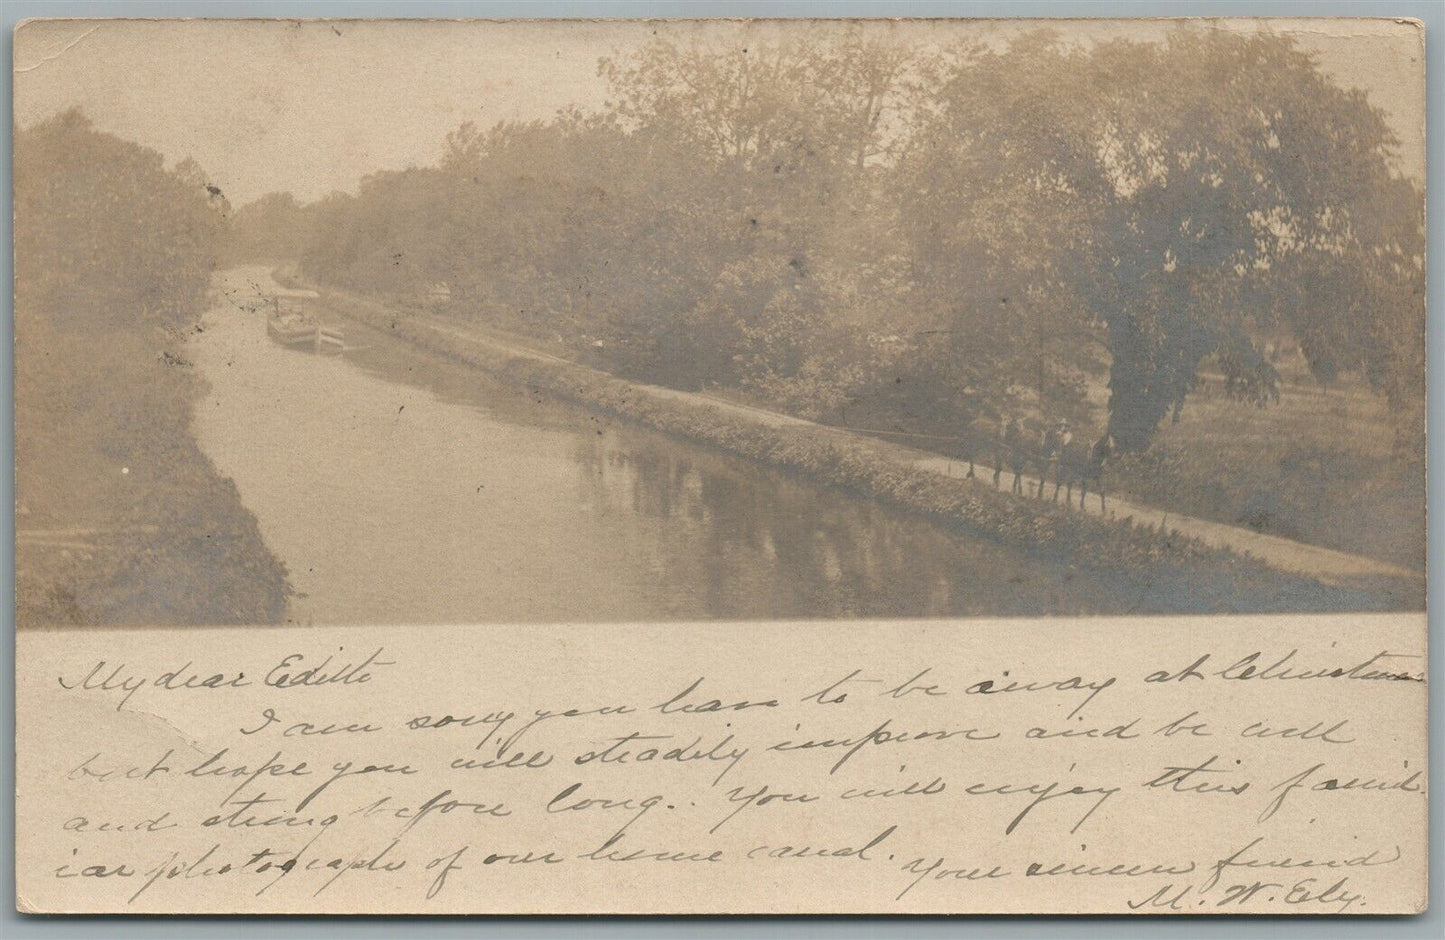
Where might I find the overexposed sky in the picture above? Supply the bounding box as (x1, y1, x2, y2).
(15, 17, 1425, 205)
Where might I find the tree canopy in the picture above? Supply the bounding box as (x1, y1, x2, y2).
(232, 25, 1423, 451)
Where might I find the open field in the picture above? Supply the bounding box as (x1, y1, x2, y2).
(1105, 378, 1422, 572)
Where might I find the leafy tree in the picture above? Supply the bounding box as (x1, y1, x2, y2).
(290, 26, 1421, 458)
(905, 29, 1422, 451)
(596, 31, 922, 398)
(16, 108, 222, 333)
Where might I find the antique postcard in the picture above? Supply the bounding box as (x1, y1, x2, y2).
(13, 18, 1427, 914)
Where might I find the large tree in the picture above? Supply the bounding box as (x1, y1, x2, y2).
(903, 28, 1422, 451)
(597, 31, 924, 395)
(16, 108, 223, 332)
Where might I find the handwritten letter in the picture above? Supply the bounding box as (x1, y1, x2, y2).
(16, 615, 1426, 914)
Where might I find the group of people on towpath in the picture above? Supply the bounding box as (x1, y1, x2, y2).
(968, 417, 1116, 511)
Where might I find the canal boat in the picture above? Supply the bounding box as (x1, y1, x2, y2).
(267, 309, 319, 347)
(267, 297, 344, 353)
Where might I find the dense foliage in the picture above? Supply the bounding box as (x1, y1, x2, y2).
(234, 27, 1424, 455)
(16, 110, 291, 625)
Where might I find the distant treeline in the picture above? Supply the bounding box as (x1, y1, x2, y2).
(231, 27, 1424, 455)
(16, 110, 291, 625)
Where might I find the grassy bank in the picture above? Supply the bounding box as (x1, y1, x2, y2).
(16, 308, 294, 627)
(314, 285, 1410, 613)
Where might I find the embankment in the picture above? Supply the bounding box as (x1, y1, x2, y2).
(15, 292, 293, 627)
(309, 283, 1407, 613)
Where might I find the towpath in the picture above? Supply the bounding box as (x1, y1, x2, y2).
(318, 286, 1422, 587)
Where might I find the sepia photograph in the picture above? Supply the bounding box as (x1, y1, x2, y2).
(14, 17, 1426, 627)
(10, 15, 1433, 919)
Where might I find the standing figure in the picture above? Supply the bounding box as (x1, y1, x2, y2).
(1081, 433, 1115, 511)
(1040, 421, 1062, 499)
(997, 417, 1026, 494)
(1050, 420, 1073, 501)
(1058, 432, 1115, 510)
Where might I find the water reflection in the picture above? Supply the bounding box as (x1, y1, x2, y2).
(564, 429, 1124, 619)
(194, 275, 1132, 624)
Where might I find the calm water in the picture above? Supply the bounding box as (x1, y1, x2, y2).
(192, 269, 1131, 624)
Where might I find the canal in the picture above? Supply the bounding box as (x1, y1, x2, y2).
(191, 268, 1144, 624)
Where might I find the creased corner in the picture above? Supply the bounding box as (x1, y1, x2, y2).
(14, 23, 101, 75)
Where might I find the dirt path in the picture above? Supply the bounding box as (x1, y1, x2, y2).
(905, 456, 1419, 584)
(337, 295, 1422, 587)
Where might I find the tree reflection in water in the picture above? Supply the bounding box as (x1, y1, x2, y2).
(569, 432, 1122, 619)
